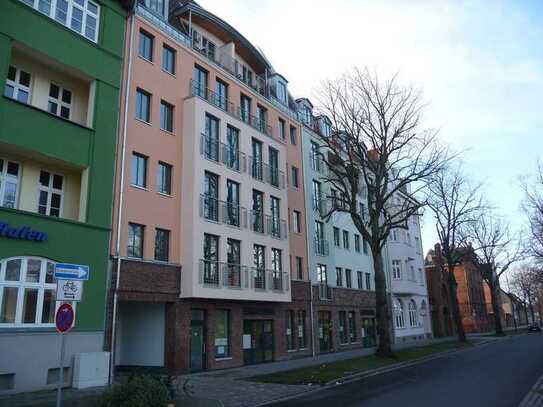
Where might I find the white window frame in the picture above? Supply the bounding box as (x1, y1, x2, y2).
(394, 299, 405, 328)
(38, 170, 64, 217)
(5, 65, 32, 103)
(0, 158, 21, 209)
(392, 259, 402, 280)
(292, 210, 301, 234)
(409, 300, 418, 327)
(47, 82, 73, 120)
(20, 0, 100, 43)
(0, 257, 75, 328)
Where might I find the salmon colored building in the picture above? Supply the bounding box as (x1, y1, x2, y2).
(107, 0, 310, 373)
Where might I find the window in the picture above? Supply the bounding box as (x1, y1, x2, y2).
(131, 153, 147, 188)
(269, 147, 280, 188)
(290, 126, 297, 145)
(363, 238, 369, 255)
(278, 118, 286, 141)
(0, 159, 20, 209)
(37, 170, 63, 217)
(292, 210, 301, 234)
(21, 0, 100, 42)
(333, 227, 340, 247)
(302, 105, 312, 126)
(135, 89, 151, 122)
(336, 267, 343, 287)
(409, 300, 418, 327)
(291, 166, 299, 188)
(127, 223, 144, 258)
(4, 65, 31, 103)
(310, 141, 320, 171)
(253, 244, 266, 289)
(345, 269, 352, 288)
(357, 271, 363, 289)
(154, 228, 169, 262)
(394, 299, 405, 328)
(160, 100, 173, 132)
(240, 94, 251, 123)
(156, 161, 172, 195)
(354, 234, 361, 253)
(277, 81, 287, 104)
(226, 180, 240, 227)
(225, 126, 240, 171)
(342, 230, 350, 250)
(415, 236, 421, 253)
(297, 310, 307, 348)
(215, 310, 230, 358)
(139, 30, 154, 61)
(365, 272, 371, 290)
(162, 44, 176, 74)
(47, 83, 72, 120)
(312, 180, 322, 211)
(392, 260, 402, 280)
(286, 310, 295, 350)
(226, 239, 241, 286)
(251, 138, 263, 180)
(215, 79, 228, 111)
(295, 257, 303, 280)
(315, 221, 326, 256)
(204, 114, 219, 161)
(0, 257, 61, 327)
(409, 265, 415, 281)
(252, 189, 264, 233)
(317, 264, 327, 284)
(339, 311, 348, 344)
(203, 171, 219, 222)
(203, 234, 219, 285)
(348, 311, 357, 342)
(270, 196, 281, 238)
(193, 65, 208, 98)
(271, 248, 283, 290)
(256, 105, 267, 133)
(418, 268, 424, 284)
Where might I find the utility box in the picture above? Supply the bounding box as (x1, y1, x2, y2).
(72, 352, 110, 389)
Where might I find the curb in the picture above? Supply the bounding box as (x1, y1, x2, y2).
(252, 339, 496, 407)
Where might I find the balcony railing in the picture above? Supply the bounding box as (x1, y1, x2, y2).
(248, 157, 286, 189)
(200, 133, 220, 162)
(318, 283, 333, 300)
(199, 195, 248, 228)
(265, 214, 287, 239)
(200, 134, 248, 174)
(190, 80, 276, 140)
(310, 154, 327, 175)
(312, 197, 329, 218)
(199, 260, 289, 293)
(314, 238, 330, 256)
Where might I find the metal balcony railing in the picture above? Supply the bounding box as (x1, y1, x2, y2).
(248, 157, 286, 189)
(312, 197, 329, 218)
(265, 214, 287, 239)
(318, 283, 333, 300)
(249, 267, 288, 292)
(200, 133, 220, 162)
(314, 238, 330, 256)
(220, 142, 247, 173)
(310, 153, 327, 174)
(199, 195, 248, 228)
(250, 210, 265, 234)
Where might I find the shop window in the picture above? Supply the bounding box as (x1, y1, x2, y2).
(339, 311, 348, 344)
(286, 310, 295, 350)
(215, 310, 230, 358)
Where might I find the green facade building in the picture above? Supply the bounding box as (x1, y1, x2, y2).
(0, 0, 127, 393)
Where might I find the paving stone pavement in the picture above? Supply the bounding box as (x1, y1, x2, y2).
(519, 374, 543, 407)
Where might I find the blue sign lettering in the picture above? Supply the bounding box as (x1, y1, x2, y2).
(0, 222, 48, 243)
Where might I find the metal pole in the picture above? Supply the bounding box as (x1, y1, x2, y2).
(56, 333, 66, 407)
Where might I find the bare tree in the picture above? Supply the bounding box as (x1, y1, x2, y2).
(468, 214, 523, 335)
(312, 67, 449, 356)
(511, 266, 542, 324)
(521, 162, 543, 262)
(426, 165, 484, 342)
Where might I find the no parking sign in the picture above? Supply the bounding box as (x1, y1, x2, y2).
(55, 303, 75, 334)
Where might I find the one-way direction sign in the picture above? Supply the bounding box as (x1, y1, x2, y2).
(54, 263, 90, 281)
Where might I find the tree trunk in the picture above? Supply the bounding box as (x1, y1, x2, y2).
(447, 264, 467, 342)
(373, 250, 393, 357)
(528, 296, 535, 324)
(489, 279, 504, 335)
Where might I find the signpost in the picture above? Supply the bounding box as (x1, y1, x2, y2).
(53, 263, 89, 407)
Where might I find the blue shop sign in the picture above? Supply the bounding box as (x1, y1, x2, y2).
(0, 221, 48, 242)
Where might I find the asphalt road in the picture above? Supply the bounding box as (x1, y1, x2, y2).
(268, 334, 543, 407)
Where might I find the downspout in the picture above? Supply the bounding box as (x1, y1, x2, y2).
(309, 279, 315, 357)
(109, 6, 135, 385)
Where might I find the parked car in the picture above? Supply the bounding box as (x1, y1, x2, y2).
(527, 324, 542, 333)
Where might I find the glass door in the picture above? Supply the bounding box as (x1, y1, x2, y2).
(190, 310, 207, 372)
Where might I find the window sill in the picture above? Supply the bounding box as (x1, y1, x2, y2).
(138, 55, 154, 65)
(215, 357, 232, 361)
(157, 192, 173, 198)
(134, 117, 152, 126)
(130, 184, 148, 191)
(161, 68, 176, 78)
(160, 128, 175, 136)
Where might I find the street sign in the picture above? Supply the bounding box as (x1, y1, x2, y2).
(54, 263, 90, 281)
(55, 303, 75, 333)
(56, 280, 83, 302)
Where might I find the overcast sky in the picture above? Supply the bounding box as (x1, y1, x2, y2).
(198, 0, 543, 254)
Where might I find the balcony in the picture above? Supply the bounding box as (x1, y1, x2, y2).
(199, 195, 248, 228)
(248, 157, 286, 189)
(199, 133, 248, 173)
(312, 197, 329, 218)
(190, 80, 276, 140)
(310, 154, 327, 175)
(199, 260, 288, 292)
(314, 238, 330, 256)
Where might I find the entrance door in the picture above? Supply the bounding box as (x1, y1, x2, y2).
(361, 318, 377, 347)
(190, 310, 207, 372)
(318, 311, 332, 353)
(243, 320, 274, 364)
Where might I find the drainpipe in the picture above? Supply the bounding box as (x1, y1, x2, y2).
(309, 279, 315, 357)
(109, 6, 135, 385)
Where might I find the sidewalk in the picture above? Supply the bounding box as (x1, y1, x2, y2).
(519, 374, 543, 407)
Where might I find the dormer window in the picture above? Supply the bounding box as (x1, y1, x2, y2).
(143, 0, 166, 18)
(277, 81, 287, 104)
(320, 119, 331, 137)
(301, 105, 312, 126)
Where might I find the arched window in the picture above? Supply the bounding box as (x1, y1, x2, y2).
(0, 257, 60, 327)
(409, 299, 418, 327)
(394, 298, 405, 328)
